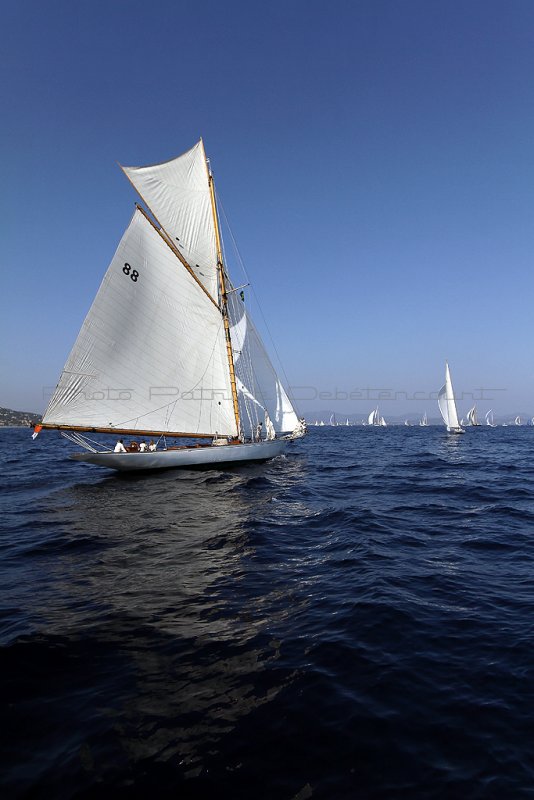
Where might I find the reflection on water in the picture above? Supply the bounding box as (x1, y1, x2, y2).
(2, 451, 309, 784)
(434, 431, 466, 464)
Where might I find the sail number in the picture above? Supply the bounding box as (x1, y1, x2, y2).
(123, 263, 139, 282)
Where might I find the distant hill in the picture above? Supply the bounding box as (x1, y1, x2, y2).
(0, 407, 41, 427)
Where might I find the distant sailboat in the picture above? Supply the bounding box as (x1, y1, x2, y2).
(368, 407, 386, 427)
(419, 412, 428, 427)
(485, 410, 497, 427)
(466, 405, 480, 426)
(368, 408, 378, 426)
(515, 416, 522, 426)
(437, 362, 465, 434)
(404, 419, 411, 426)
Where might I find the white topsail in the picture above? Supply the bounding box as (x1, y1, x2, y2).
(121, 140, 219, 300)
(43, 208, 237, 437)
(437, 362, 463, 433)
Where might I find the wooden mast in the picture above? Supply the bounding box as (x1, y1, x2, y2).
(205, 145, 241, 436)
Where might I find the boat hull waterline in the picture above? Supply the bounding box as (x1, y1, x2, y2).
(71, 439, 291, 471)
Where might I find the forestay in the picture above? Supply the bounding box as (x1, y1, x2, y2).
(43, 209, 237, 437)
(121, 140, 219, 300)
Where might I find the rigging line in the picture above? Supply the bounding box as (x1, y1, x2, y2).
(112, 398, 185, 429)
(216, 191, 300, 415)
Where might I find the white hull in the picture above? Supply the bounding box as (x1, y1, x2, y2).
(71, 439, 291, 472)
(447, 426, 465, 434)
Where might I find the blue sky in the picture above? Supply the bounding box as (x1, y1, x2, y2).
(2, 0, 534, 419)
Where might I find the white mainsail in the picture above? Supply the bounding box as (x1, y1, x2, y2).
(43, 208, 237, 437)
(121, 140, 219, 299)
(419, 411, 428, 426)
(437, 362, 464, 433)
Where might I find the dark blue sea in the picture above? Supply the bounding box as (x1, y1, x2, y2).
(2, 425, 534, 799)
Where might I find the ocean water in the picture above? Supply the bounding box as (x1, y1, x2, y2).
(2, 425, 534, 799)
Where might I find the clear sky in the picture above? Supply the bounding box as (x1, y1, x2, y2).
(2, 0, 534, 419)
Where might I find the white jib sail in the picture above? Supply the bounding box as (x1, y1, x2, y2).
(229, 301, 298, 435)
(121, 140, 219, 300)
(43, 208, 237, 437)
(438, 362, 461, 430)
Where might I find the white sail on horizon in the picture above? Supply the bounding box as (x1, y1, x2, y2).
(466, 405, 478, 426)
(438, 362, 463, 433)
(485, 409, 496, 427)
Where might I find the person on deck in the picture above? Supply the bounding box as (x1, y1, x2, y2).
(139, 441, 148, 452)
(256, 422, 263, 441)
(114, 439, 127, 453)
(148, 440, 157, 452)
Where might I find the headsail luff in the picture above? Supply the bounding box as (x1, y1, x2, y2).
(42, 208, 237, 437)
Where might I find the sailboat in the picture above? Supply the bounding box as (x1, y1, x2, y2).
(515, 416, 522, 426)
(33, 140, 306, 471)
(485, 410, 497, 427)
(466, 405, 480, 426)
(437, 362, 465, 434)
(419, 412, 428, 427)
(367, 407, 387, 427)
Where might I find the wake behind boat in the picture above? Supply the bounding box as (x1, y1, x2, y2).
(34, 140, 305, 470)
